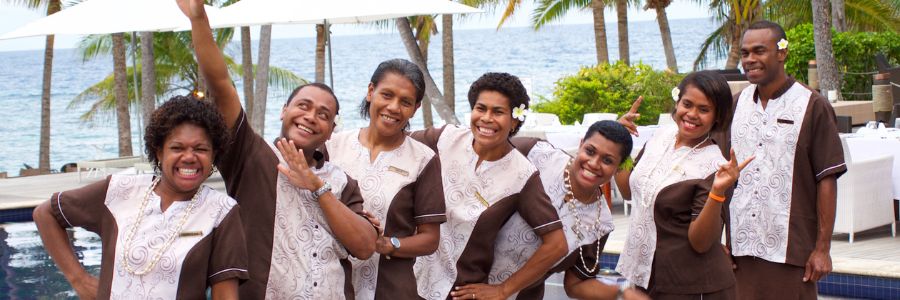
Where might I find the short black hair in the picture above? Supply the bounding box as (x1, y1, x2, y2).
(745, 20, 787, 45)
(359, 58, 426, 121)
(144, 95, 230, 168)
(284, 82, 341, 114)
(467, 72, 530, 135)
(583, 120, 633, 165)
(674, 70, 734, 133)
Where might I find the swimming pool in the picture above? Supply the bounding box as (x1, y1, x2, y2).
(0, 222, 101, 299)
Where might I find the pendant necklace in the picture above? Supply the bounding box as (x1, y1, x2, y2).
(563, 158, 603, 273)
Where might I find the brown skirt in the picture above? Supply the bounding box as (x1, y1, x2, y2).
(733, 256, 817, 300)
(640, 284, 736, 300)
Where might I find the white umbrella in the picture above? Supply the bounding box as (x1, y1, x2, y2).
(202, 0, 481, 88)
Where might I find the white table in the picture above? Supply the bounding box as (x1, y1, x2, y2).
(518, 125, 663, 158)
(844, 131, 900, 200)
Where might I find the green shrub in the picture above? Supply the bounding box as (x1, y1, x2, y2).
(532, 62, 684, 125)
(785, 24, 900, 100)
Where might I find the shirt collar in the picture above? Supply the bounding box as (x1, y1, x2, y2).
(753, 77, 796, 103)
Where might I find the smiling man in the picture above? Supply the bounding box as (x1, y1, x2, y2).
(716, 20, 846, 299)
(179, 0, 377, 298)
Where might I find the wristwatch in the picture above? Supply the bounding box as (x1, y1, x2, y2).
(385, 236, 401, 259)
(312, 181, 332, 199)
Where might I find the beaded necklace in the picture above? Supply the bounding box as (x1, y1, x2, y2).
(121, 177, 203, 275)
(563, 158, 603, 274)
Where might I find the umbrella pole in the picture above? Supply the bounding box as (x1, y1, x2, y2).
(130, 31, 144, 158)
(325, 20, 334, 89)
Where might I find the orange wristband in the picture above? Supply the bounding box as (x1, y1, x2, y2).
(709, 192, 726, 203)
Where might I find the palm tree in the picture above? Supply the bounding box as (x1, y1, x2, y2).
(410, 16, 439, 127)
(811, 0, 840, 95)
(5, 0, 61, 173)
(140, 31, 156, 123)
(240, 26, 254, 113)
(832, 0, 846, 31)
(111, 33, 132, 156)
(764, 0, 899, 32)
(693, 0, 761, 70)
(529, 0, 611, 64)
(442, 13, 456, 113)
(251, 25, 272, 135)
(645, 0, 678, 72)
(315, 24, 326, 83)
(396, 17, 460, 125)
(616, 0, 630, 64)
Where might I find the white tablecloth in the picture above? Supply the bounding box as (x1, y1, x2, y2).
(844, 131, 900, 199)
(518, 125, 663, 158)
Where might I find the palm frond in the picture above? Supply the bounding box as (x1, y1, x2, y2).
(693, 23, 729, 70)
(531, 0, 592, 29)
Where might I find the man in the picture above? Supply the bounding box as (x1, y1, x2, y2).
(720, 20, 846, 299)
(178, 0, 378, 298)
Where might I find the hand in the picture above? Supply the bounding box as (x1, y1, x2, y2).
(711, 149, 754, 195)
(362, 210, 383, 235)
(375, 236, 395, 256)
(450, 283, 508, 300)
(617, 96, 643, 136)
(71, 273, 98, 299)
(176, 0, 206, 21)
(275, 138, 324, 191)
(803, 249, 832, 282)
(623, 287, 650, 300)
(723, 244, 737, 270)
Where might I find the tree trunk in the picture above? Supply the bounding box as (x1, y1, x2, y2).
(396, 18, 459, 125)
(315, 24, 326, 83)
(252, 25, 272, 135)
(725, 24, 742, 69)
(831, 0, 846, 32)
(655, 8, 678, 73)
(38, 0, 61, 172)
(442, 13, 455, 113)
(140, 31, 155, 123)
(591, 0, 609, 64)
(112, 33, 132, 157)
(812, 0, 841, 97)
(416, 28, 434, 128)
(240, 26, 254, 111)
(616, 0, 630, 64)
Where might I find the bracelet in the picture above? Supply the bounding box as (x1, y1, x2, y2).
(708, 192, 726, 203)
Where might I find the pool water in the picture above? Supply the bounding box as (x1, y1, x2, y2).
(0, 222, 101, 299)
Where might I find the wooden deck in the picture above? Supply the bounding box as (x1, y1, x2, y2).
(0, 172, 897, 279)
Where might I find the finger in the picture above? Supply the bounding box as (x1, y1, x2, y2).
(276, 164, 291, 177)
(296, 147, 309, 169)
(802, 262, 812, 282)
(628, 96, 644, 114)
(737, 156, 755, 171)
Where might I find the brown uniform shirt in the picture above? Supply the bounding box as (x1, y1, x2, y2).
(49, 174, 248, 299)
(325, 128, 447, 300)
(217, 111, 367, 299)
(410, 126, 562, 299)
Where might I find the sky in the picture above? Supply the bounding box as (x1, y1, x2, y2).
(0, 1, 712, 52)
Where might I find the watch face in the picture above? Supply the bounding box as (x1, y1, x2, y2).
(390, 237, 401, 249)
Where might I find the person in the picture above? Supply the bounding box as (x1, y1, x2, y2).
(616, 71, 753, 299)
(32, 96, 248, 299)
(488, 120, 647, 300)
(180, 0, 378, 298)
(716, 20, 846, 299)
(323, 59, 446, 299)
(410, 72, 567, 300)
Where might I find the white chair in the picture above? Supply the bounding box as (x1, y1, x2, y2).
(523, 112, 562, 128)
(582, 113, 618, 125)
(657, 113, 676, 127)
(77, 156, 143, 182)
(834, 136, 896, 243)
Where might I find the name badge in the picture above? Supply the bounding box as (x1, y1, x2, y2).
(776, 119, 794, 124)
(388, 166, 409, 177)
(179, 231, 203, 237)
(474, 191, 490, 208)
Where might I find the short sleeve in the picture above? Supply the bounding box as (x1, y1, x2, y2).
(207, 205, 250, 284)
(408, 125, 446, 152)
(49, 176, 111, 233)
(217, 109, 266, 178)
(510, 137, 541, 156)
(690, 173, 731, 222)
(339, 175, 365, 215)
(413, 156, 447, 224)
(517, 172, 562, 235)
(568, 235, 610, 280)
(807, 96, 847, 181)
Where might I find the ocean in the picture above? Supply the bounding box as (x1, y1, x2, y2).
(0, 18, 722, 176)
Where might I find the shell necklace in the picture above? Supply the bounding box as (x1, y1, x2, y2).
(638, 133, 710, 208)
(563, 158, 603, 274)
(121, 177, 202, 275)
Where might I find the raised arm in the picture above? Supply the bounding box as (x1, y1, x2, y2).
(178, 0, 241, 129)
(688, 150, 753, 253)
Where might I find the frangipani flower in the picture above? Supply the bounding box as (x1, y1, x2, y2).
(512, 104, 528, 121)
(671, 87, 681, 102)
(777, 38, 789, 50)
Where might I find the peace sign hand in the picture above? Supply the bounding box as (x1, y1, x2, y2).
(275, 138, 325, 192)
(712, 149, 754, 195)
(617, 96, 643, 136)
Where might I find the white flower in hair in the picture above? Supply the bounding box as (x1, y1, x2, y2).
(512, 104, 528, 121)
(777, 38, 789, 50)
(671, 87, 680, 102)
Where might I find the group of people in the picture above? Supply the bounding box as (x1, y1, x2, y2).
(31, 0, 845, 299)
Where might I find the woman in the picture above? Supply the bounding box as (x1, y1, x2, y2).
(324, 59, 445, 299)
(615, 71, 753, 299)
(32, 96, 248, 299)
(410, 72, 567, 300)
(489, 120, 647, 300)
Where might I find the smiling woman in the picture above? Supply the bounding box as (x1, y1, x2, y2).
(31, 96, 248, 299)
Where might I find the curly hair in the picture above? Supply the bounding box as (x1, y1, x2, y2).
(467, 72, 531, 135)
(144, 95, 230, 168)
(583, 120, 633, 166)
